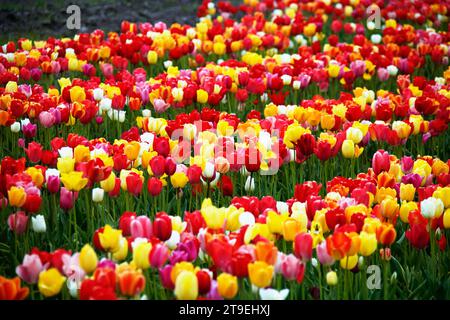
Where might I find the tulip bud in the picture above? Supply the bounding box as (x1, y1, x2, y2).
(79, 244, 98, 273)
(10, 122, 21, 133)
(326, 271, 338, 286)
(92, 188, 104, 203)
(31, 215, 46, 233)
(244, 176, 255, 192)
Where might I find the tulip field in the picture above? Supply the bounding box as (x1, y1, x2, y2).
(1, 0, 450, 301)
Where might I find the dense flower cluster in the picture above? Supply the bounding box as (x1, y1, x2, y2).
(0, 0, 449, 300)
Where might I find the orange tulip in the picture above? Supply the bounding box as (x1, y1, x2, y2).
(376, 223, 397, 246)
(255, 241, 278, 265)
(0, 276, 29, 300)
(118, 270, 146, 297)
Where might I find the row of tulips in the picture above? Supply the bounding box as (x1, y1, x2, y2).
(2, 150, 450, 300)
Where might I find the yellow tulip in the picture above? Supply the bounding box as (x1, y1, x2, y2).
(399, 201, 418, 223)
(124, 141, 141, 161)
(171, 262, 195, 284)
(248, 261, 274, 288)
(340, 254, 358, 270)
(74, 145, 90, 163)
(7, 186, 26, 207)
(174, 271, 198, 300)
(79, 244, 98, 273)
(113, 236, 129, 261)
(282, 218, 302, 241)
(57, 158, 75, 174)
(399, 184, 415, 201)
(60, 171, 88, 192)
(147, 50, 158, 64)
(133, 242, 152, 269)
(99, 225, 122, 253)
(170, 172, 189, 189)
(70, 86, 86, 103)
(359, 231, 377, 256)
(100, 172, 117, 193)
(342, 139, 355, 158)
(443, 208, 450, 229)
(196, 89, 208, 104)
(217, 273, 238, 299)
(38, 268, 66, 297)
(267, 210, 288, 234)
(201, 200, 227, 230)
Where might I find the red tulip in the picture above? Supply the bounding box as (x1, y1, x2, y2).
(230, 251, 253, 277)
(147, 177, 163, 197)
(25, 142, 42, 163)
(118, 211, 137, 237)
(294, 233, 313, 262)
(126, 172, 143, 196)
(196, 270, 211, 295)
(149, 155, 165, 177)
(153, 212, 172, 241)
(372, 150, 390, 175)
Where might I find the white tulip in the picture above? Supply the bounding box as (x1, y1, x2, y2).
(259, 288, 289, 300)
(142, 109, 151, 117)
(92, 188, 104, 203)
(245, 176, 255, 192)
(239, 211, 256, 227)
(370, 34, 382, 44)
(166, 231, 180, 250)
(99, 98, 112, 112)
(93, 88, 104, 101)
(58, 146, 73, 159)
(276, 201, 289, 214)
(31, 215, 46, 233)
(202, 162, 215, 179)
(10, 122, 21, 133)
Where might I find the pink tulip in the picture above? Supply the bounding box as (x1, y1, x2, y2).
(60, 187, 78, 211)
(150, 243, 170, 268)
(401, 156, 414, 173)
(46, 175, 60, 194)
(16, 254, 46, 284)
(316, 241, 335, 266)
(159, 265, 174, 290)
(153, 98, 170, 113)
(130, 216, 153, 239)
(279, 254, 302, 281)
(62, 253, 86, 282)
(294, 233, 313, 262)
(7, 211, 28, 235)
(39, 111, 56, 128)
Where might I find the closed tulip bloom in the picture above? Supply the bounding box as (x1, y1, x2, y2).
(46, 175, 60, 194)
(316, 241, 335, 266)
(99, 225, 122, 253)
(153, 212, 172, 241)
(326, 271, 338, 286)
(112, 236, 129, 261)
(16, 254, 45, 284)
(433, 187, 450, 208)
(7, 186, 26, 207)
(70, 86, 86, 103)
(421, 197, 444, 219)
(372, 150, 390, 175)
(443, 209, 450, 229)
(118, 269, 146, 297)
(0, 276, 29, 300)
(340, 254, 358, 270)
(60, 187, 77, 211)
(267, 210, 288, 234)
(7, 212, 28, 235)
(399, 201, 418, 223)
(376, 223, 397, 246)
(150, 243, 169, 268)
(359, 231, 378, 256)
(79, 244, 98, 274)
(171, 172, 189, 189)
(380, 197, 399, 220)
(346, 127, 363, 144)
(57, 157, 75, 174)
(100, 172, 116, 193)
(124, 141, 141, 161)
(342, 139, 355, 158)
(38, 268, 66, 297)
(255, 242, 278, 265)
(147, 177, 163, 197)
(217, 273, 238, 299)
(147, 50, 158, 64)
(92, 188, 104, 203)
(248, 261, 274, 288)
(133, 242, 152, 270)
(196, 89, 208, 104)
(31, 215, 46, 233)
(279, 254, 303, 281)
(174, 271, 198, 300)
(400, 184, 416, 201)
(294, 233, 313, 262)
(282, 218, 302, 241)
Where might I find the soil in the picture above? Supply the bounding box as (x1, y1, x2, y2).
(0, 0, 202, 41)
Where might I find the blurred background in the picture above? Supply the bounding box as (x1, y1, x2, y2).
(0, 0, 203, 41)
